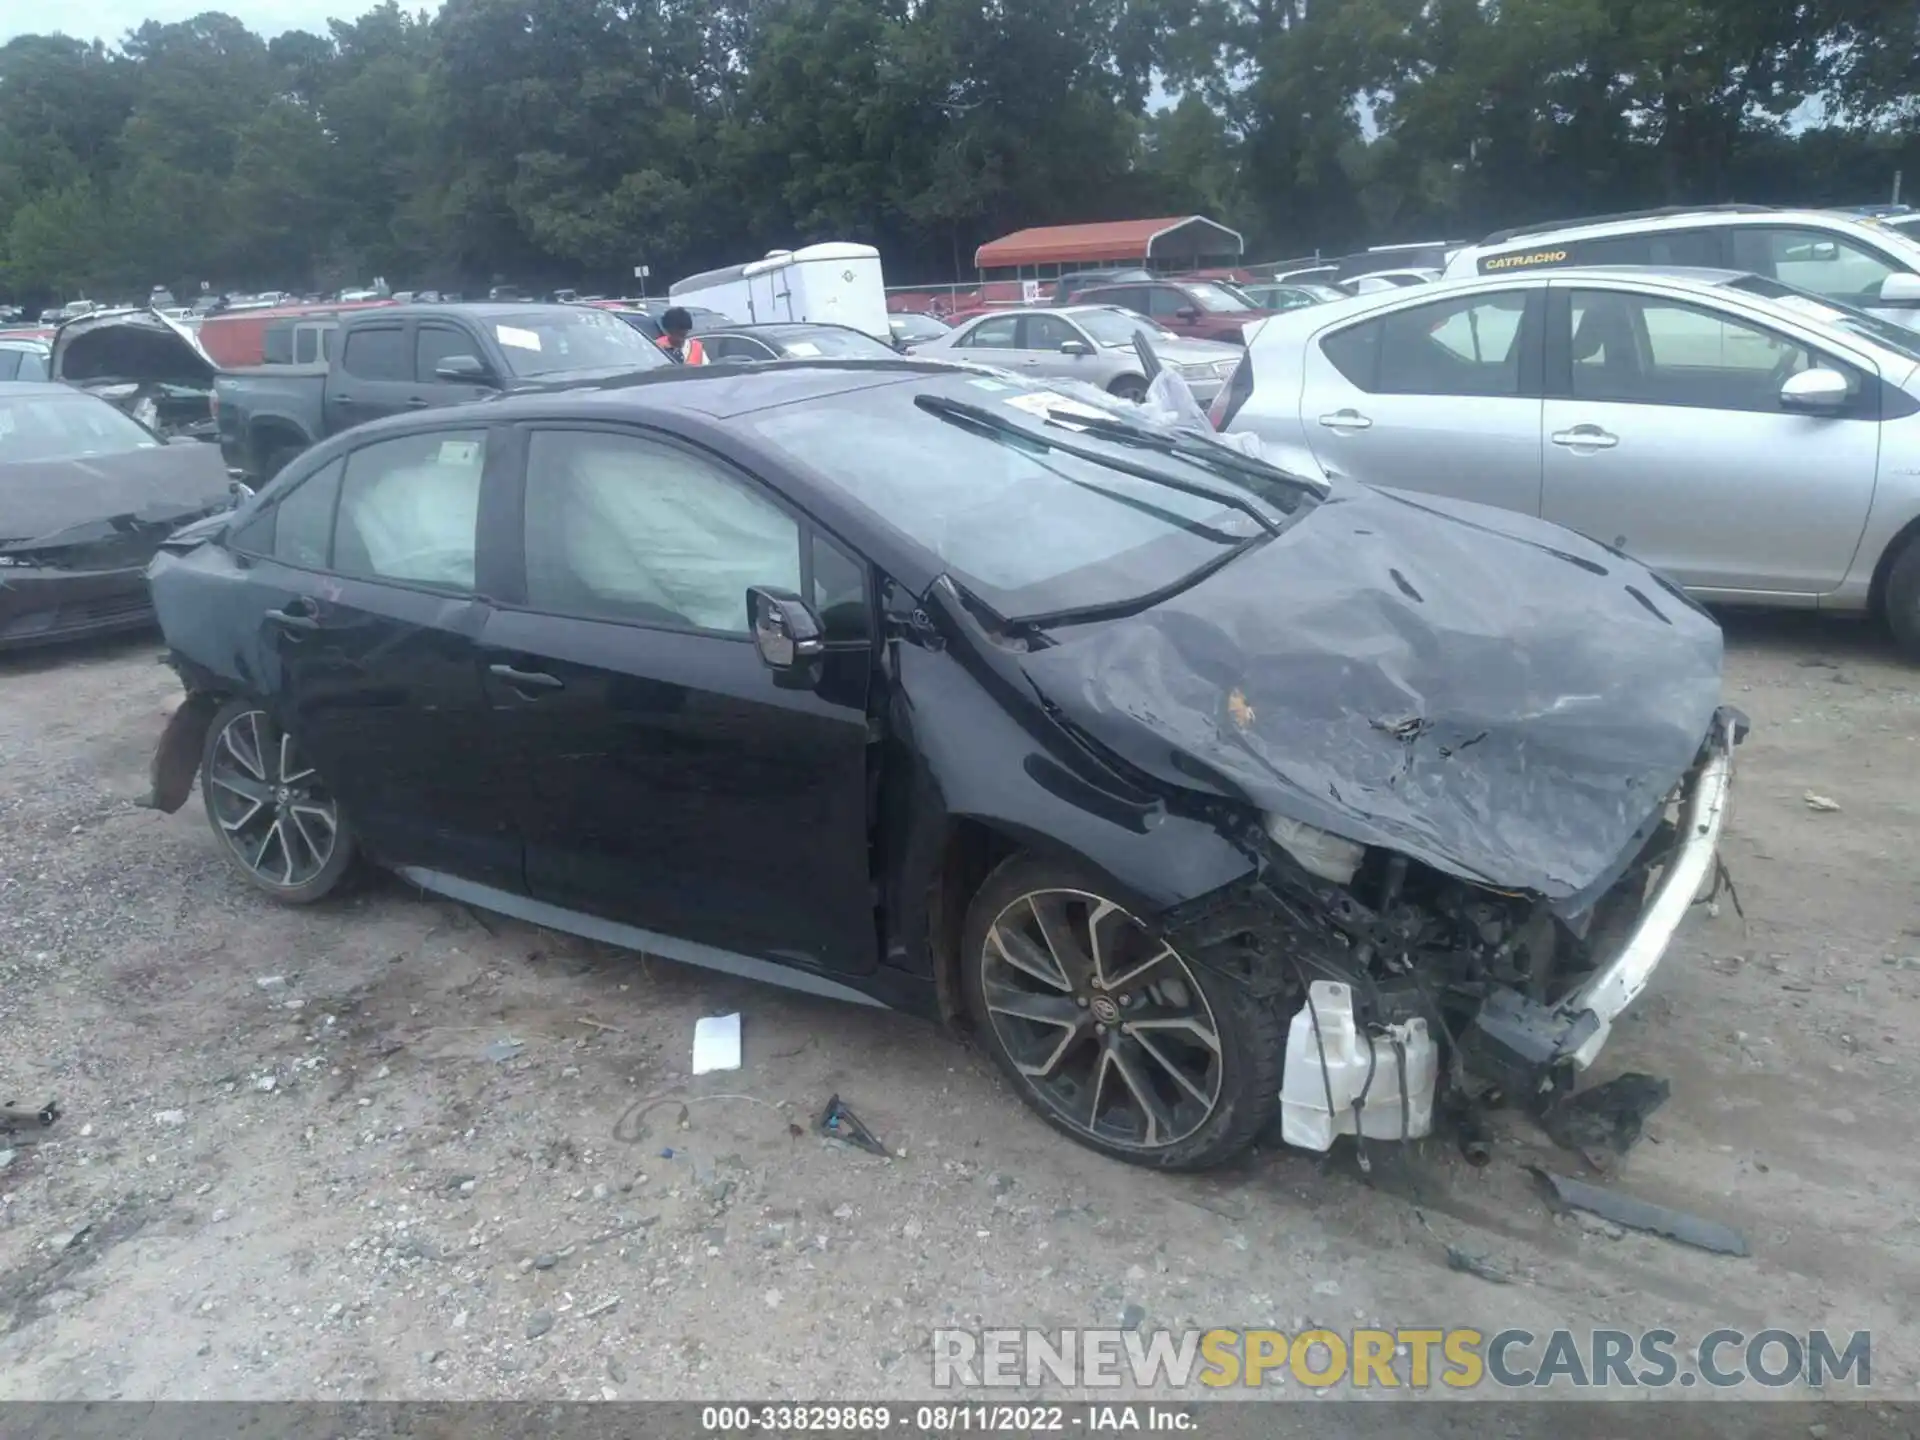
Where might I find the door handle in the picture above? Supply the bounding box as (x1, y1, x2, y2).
(488, 663, 564, 694)
(329, 394, 353, 404)
(1552, 426, 1618, 450)
(1318, 409, 1373, 431)
(264, 603, 320, 633)
(405, 397, 431, 409)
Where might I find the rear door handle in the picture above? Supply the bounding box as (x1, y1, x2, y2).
(488, 663, 564, 694)
(264, 603, 320, 633)
(1552, 426, 1619, 450)
(405, 397, 431, 409)
(1318, 409, 1372, 431)
(329, 394, 354, 404)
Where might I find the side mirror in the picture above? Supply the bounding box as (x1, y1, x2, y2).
(1176, 306, 1202, 322)
(435, 354, 496, 384)
(1059, 339, 1093, 357)
(748, 586, 826, 688)
(1780, 367, 1851, 412)
(1879, 273, 1920, 308)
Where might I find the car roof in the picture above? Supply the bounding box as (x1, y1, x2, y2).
(0, 381, 80, 396)
(1471, 206, 1898, 252)
(706, 322, 862, 337)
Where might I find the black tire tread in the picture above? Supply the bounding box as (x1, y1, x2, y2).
(1884, 535, 1920, 659)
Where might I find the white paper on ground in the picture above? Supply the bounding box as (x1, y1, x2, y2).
(691, 1013, 742, 1074)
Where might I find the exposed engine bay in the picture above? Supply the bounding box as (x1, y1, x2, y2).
(52, 308, 219, 442)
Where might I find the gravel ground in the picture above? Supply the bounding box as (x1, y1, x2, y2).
(0, 616, 1916, 1414)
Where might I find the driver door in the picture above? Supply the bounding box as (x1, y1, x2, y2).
(1541, 283, 1881, 596)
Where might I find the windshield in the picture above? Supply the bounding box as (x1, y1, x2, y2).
(1727, 275, 1920, 363)
(1185, 282, 1252, 312)
(0, 391, 159, 463)
(491, 309, 670, 377)
(745, 375, 1286, 620)
(772, 329, 896, 358)
(1075, 309, 1177, 346)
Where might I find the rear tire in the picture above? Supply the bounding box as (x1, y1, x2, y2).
(961, 852, 1284, 1170)
(200, 697, 357, 904)
(1884, 536, 1920, 659)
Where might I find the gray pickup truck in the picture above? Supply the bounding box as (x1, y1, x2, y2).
(214, 303, 674, 484)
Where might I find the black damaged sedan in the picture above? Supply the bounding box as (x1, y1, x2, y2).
(1, 382, 234, 650)
(143, 360, 1741, 1170)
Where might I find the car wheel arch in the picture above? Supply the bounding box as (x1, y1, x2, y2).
(1867, 509, 1920, 620)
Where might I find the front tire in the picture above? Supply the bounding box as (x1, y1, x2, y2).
(200, 698, 357, 904)
(1884, 535, 1920, 659)
(961, 854, 1284, 1170)
(1108, 375, 1148, 403)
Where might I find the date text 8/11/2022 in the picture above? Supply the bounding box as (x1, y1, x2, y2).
(699, 1404, 1198, 1432)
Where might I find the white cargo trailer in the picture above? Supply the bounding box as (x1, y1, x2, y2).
(667, 243, 889, 340)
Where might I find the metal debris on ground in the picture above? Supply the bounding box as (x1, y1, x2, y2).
(1804, 792, 1843, 812)
(818, 1094, 890, 1157)
(1534, 1168, 1750, 1256)
(1541, 1072, 1670, 1167)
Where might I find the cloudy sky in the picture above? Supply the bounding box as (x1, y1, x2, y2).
(2, 1, 437, 45)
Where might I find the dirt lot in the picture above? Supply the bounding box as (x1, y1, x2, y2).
(0, 614, 1915, 1412)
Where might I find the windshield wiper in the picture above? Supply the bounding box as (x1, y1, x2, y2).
(913, 394, 1279, 535)
(1043, 406, 1327, 504)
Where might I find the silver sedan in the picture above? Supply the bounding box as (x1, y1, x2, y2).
(908, 305, 1243, 403)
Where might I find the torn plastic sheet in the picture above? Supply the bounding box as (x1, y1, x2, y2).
(1019, 478, 1725, 902)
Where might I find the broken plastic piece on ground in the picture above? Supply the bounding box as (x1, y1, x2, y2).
(481, 1037, 524, 1063)
(0, 1100, 59, 1134)
(1444, 1246, 1513, 1284)
(692, 1013, 742, 1075)
(817, 1094, 889, 1156)
(1534, 1168, 1750, 1256)
(1541, 1072, 1670, 1164)
(1804, 791, 1842, 812)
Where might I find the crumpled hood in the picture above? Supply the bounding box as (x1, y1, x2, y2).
(52, 309, 217, 387)
(1018, 480, 1725, 900)
(0, 443, 232, 550)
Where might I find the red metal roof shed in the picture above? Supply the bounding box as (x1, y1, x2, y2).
(975, 216, 1245, 270)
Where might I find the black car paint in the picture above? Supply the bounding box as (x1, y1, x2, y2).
(213, 305, 672, 486)
(0, 394, 233, 649)
(145, 360, 1725, 1025)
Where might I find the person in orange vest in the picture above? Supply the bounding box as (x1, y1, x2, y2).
(657, 307, 707, 364)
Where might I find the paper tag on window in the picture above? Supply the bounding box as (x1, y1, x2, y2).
(1001, 390, 1109, 428)
(437, 440, 480, 466)
(496, 325, 541, 351)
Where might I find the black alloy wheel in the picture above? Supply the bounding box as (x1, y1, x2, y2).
(200, 698, 356, 903)
(963, 856, 1285, 1169)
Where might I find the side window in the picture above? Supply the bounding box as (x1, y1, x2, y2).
(811, 532, 870, 642)
(340, 325, 409, 382)
(960, 315, 1020, 349)
(1097, 287, 1148, 315)
(333, 430, 484, 589)
(19, 350, 48, 381)
(266, 456, 345, 568)
(1021, 314, 1078, 351)
(263, 326, 294, 365)
(1378, 293, 1528, 396)
(1321, 320, 1383, 390)
(1147, 288, 1189, 318)
(1568, 290, 1833, 413)
(1568, 229, 1719, 269)
(523, 430, 801, 633)
(0, 353, 19, 380)
(293, 327, 319, 364)
(1729, 227, 1899, 307)
(415, 324, 478, 383)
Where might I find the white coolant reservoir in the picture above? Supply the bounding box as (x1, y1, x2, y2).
(1280, 980, 1437, 1151)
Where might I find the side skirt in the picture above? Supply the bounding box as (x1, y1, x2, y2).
(395, 867, 891, 1011)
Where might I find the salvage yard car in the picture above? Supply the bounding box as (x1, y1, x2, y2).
(142, 359, 1740, 1170)
(1218, 265, 1920, 654)
(908, 305, 1242, 403)
(214, 303, 674, 486)
(0, 381, 233, 649)
(52, 307, 221, 441)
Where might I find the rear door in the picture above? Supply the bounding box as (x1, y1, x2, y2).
(477, 423, 879, 974)
(1300, 287, 1547, 515)
(221, 425, 520, 888)
(326, 321, 413, 432)
(1540, 283, 1881, 594)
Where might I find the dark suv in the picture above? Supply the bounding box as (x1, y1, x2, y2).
(1073, 280, 1274, 346)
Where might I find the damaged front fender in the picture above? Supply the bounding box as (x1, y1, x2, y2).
(141, 691, 219, 813)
